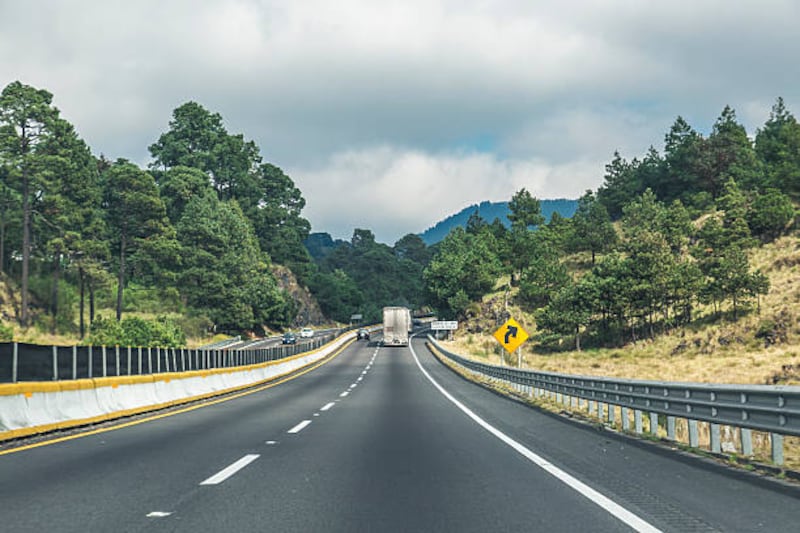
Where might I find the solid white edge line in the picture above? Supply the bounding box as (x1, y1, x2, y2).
(408, 340, 662, 533)
(288, 420, 312, 434)
(321, 402, 335, 412)
(200, 454, 260, 486)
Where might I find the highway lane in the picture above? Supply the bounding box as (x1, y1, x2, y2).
(0, 334, 798, 532)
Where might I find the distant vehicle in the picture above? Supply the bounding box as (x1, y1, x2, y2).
(357, 328, 370, 340)
(383, 306, 411, 347)
(282, 332, 297, 344)
(300, 327, 314, 338)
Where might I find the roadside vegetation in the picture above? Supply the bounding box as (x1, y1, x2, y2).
(427, 99, 800, 388)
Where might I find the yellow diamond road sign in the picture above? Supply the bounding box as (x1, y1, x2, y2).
(493, 317, 529, 354)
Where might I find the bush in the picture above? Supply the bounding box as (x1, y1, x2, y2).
(0, 322, 12, 342)
(86, 315, 186, 348)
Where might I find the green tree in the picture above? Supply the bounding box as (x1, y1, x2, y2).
(661, 116, 704, 205)
(754, 97, 800, 196)
(177, 195, 292, 332)
(747, 188, 796, 242)
(518, 240, 569, 310)
(250, 163, 313, 282)
(37, 117, 106, 333)
(103, 160, 172, 321)
(537, 277, 598, 351)
(570, 190, 617, 264)
(597, 151, 639, 219)
(308, 269, 364, 323)
(507, 188, 545, 230)
(703, 106, 763, 196)
(393, 233, 431, 266)
(158, 165, 215, 224)
(0, 81, 59, 325)
(423, 227, 501, 317)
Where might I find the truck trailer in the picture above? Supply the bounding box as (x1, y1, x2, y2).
(382, 306, 411, 347)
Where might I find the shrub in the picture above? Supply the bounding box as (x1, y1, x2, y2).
(86, 315, 186, 348)
(0, 322, 12, 342)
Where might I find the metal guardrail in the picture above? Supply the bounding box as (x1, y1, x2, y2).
(0, 331, 342, 383)
(428, 336, 800, 466)
(198, 336, 242, 350)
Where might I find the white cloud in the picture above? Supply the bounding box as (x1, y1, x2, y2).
(2, 0, 800, 241)
(290, 146, 599, 243)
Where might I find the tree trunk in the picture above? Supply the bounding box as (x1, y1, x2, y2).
(0, 204, 6, 274)
(575, 325, 581, 351)
(89, 281, 95, 325)
(50, 251, 60, 334)
(116, 234, 126, 321)
(21, 167, 30, 327)
(79, 266, 85, 339)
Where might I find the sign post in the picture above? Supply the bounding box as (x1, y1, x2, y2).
(431, 321, 458, 340)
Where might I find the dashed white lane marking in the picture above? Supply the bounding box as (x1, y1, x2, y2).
(408, 341, 661, 533)
(200, 454, 260, 486)
(357, 377, 363, 382)
(321, 402, 335, 412)
(313, 413, 320, 417)
(147, 512, 172, 518)
(266, 441, 278, 445)
(340, 391, 349, 398)
(288, 420, 312, 434)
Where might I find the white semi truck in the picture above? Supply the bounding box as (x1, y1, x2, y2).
(382, 306, 411, 347)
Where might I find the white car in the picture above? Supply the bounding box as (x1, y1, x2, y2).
(300, 327, 314, 338)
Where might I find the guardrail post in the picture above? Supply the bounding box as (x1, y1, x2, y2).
(127, 347, 132, 376)
(688, 419, 699, 448)
(597, 402, 604, 420)
(115, 346, 120, 376)
(710, 424, 721, 453)
(741, 428, 753, 456)
(649, 412, 659, 436)
(172, 348, 177, 372)
(156, 347, 161, 373)
(667, 416, 676, 441)
(622, 407, 630, 431)
(147, 347, 153, 374)
(138, 347, 142, 374)
(12, 342, 18, 382)
(634, 410, 643, 434)
(102, 346, 107, 377)
(771, 434, 784, 466)
(88, 345, 93, 378)
(72, 345, 77, 380)
(608, 405, 615, 424)
(52, 345, 58, 381)
(181, 349, 186, 372)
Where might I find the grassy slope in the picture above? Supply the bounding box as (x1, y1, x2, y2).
(448, 235, 800, 386)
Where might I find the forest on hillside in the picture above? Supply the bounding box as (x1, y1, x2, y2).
(3, 78, 798, 352)
(424, 100, 799, 351)
(0, 81, 436, 344)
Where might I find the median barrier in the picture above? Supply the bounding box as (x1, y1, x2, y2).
(0, 331, 356, 442)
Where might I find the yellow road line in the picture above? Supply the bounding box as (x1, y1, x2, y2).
(0, 339, 355, 456)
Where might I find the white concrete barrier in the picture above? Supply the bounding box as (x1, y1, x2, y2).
(0, 332, 355, 441)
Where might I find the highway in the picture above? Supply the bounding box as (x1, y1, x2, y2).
(0, 334, 798, 532)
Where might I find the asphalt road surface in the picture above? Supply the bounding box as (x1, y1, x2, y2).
(0, 334, 798, 532)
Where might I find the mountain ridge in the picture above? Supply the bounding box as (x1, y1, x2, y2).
(419, 198, 578, 245)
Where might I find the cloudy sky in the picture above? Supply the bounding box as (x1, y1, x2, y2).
(2, 1, 799, 243)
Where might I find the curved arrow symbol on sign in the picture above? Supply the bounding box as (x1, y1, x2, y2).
(504, 325, 518, 344)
